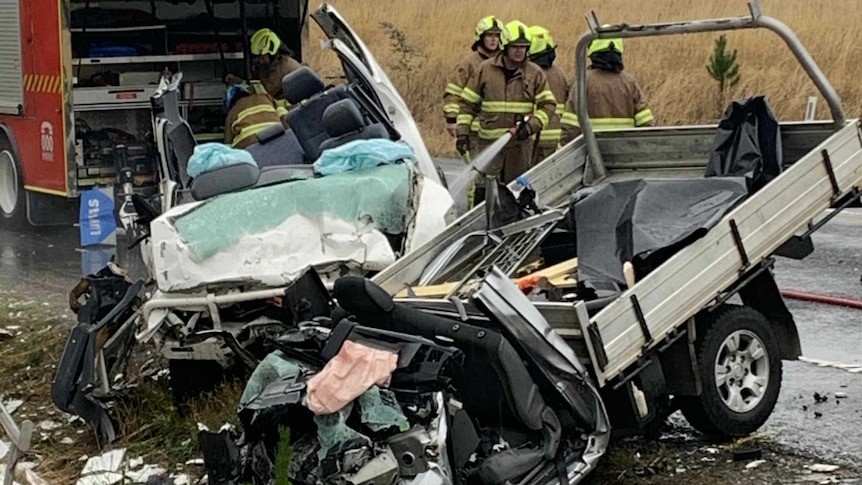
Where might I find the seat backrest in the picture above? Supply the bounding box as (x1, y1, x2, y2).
(245, 126, 308, 167)
(152, 88, 196, 188)
(333, 276, 546, 432)
(286, 85, 349, 162)
(317, 99, 389, 153)
(190, 163, 260, 201)
(318, 123, 389, 153)
(282, 66, 326, 105)
(166, 121, 196, 187)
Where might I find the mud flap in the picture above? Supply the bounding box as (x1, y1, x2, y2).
(52, 272, 142, 446)
(51, 324, 118, 445)
(738, 270, 802, 359)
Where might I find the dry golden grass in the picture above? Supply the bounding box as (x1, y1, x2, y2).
(305, 0, 862, 157)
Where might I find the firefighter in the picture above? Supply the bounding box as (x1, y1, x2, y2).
(223, 79, 286, 149)
(527, 25, 569, 163)
(250, 28, 302, 104)
(561, 33, 655, 143)
(456, 21, 556, 188)
(443, 16, 505, 141)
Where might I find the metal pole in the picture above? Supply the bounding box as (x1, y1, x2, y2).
(1, 401, 32, 485)
(573, 0, 846, 183)
(239, 0, 251, 80)
(756, 15, 844, 128)
(575, 32, 602, 183)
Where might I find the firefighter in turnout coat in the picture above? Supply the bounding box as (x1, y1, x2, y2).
(527, 25, 569, 163)
(561, 34, 655, 143)
(456, 21, 556, 189)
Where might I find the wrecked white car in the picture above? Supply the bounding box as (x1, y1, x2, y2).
(54, 3, 455, 444)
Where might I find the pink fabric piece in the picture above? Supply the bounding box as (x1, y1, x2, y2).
(306, 340, 398, 415)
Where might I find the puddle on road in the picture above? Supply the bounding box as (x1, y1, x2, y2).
(0, 226, 147, 296)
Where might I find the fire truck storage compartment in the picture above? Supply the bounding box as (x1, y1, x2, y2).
(73, 109, 156, 188)
(68, 0, 307, 188)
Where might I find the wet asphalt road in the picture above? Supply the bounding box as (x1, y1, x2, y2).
(767, 209, 862, 467)
(0, 162, 860, 466)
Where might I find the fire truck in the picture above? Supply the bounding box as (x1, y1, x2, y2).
(0, 0, 307, 227)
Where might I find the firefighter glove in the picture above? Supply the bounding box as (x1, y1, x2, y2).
(456, 135, 470, 156)
(516, 120, 535, 140)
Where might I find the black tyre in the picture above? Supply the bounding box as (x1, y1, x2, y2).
(0, 137, 26, 227)
(679, 305, 782, 438)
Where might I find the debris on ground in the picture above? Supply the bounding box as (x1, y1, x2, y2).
(23, 469, 49, 485)
(77, 449, 126, 485)
(125, 465, 166, 483)
(3, 400, 23, 415)
(36, 420, 61, 432)
(746, 459, 767, 469)
(809, 464, 841, 473)
(835, 392, 848, 399)
(73, 449, 178, 485)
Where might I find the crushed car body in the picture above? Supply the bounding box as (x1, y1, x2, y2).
(197, 267, 609, 485)
(53, 2, 456, 445)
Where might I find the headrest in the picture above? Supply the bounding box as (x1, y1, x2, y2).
(333, 276, 394, 315)
(282, 66, 325, 105)
(190, 163, 260, 200)
(363, 123, 389, 140)
(323, 99, 366, 138)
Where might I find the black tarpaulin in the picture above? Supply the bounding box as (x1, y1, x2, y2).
(705, 96, 783, 193)
(574, 178, 748, 286)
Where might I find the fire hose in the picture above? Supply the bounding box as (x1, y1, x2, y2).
(780, 290, 862, 310)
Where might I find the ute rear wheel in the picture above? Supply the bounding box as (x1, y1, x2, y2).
(680, 305, 782, 438)
(0, 138, 26, 227)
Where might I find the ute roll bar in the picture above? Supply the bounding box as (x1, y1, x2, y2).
(575, 0, 845, 182)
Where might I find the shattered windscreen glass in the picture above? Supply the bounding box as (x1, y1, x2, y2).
(172, 164, 413, 261)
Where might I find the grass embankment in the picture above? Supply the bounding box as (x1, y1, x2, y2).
(305, 0, 862, 157)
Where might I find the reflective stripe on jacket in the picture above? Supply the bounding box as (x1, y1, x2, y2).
(456, 54, 556, 142)
(224, 93, 285, 149)
(561, 68, 654, 143)
(444, 50, 489, 123)
(539, 64, 569, 149)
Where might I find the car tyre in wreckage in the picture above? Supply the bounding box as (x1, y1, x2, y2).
(52, 262, 144, 446)
(679, 304, 782, 438)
